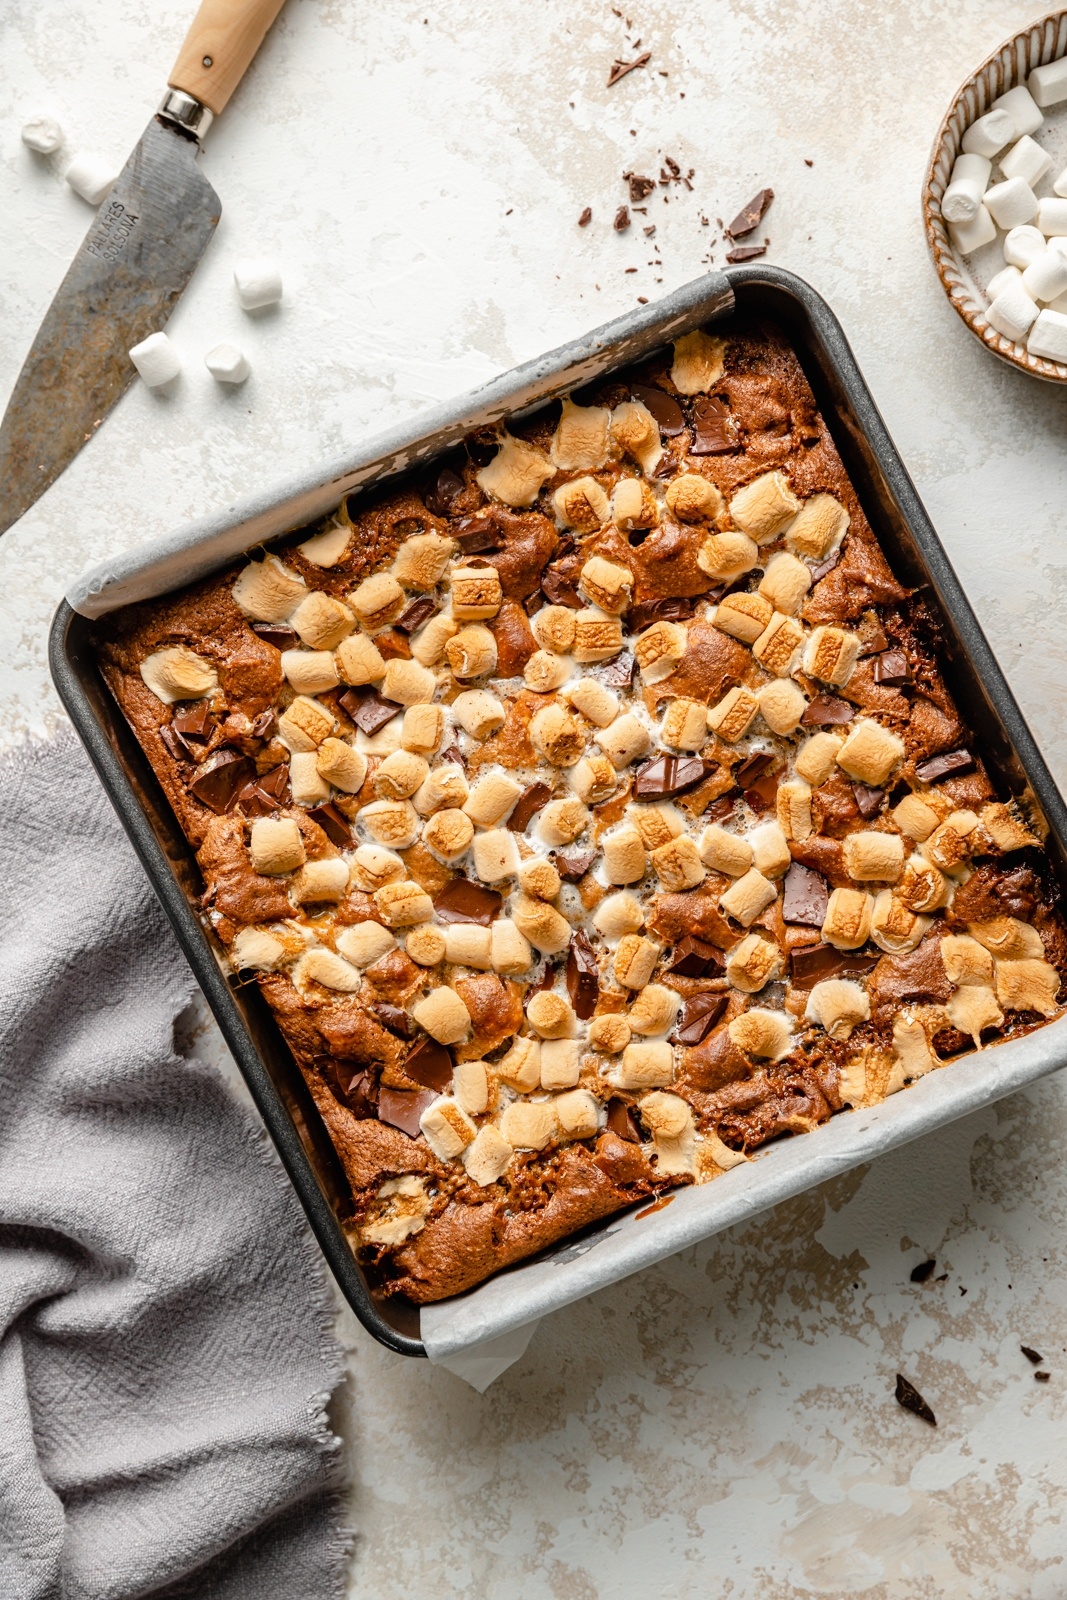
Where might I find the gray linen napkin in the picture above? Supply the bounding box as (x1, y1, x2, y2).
(0, 732, 350, 1600)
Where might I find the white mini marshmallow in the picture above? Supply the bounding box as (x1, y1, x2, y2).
(129, 331, 181, 387)
(234, 258, 283, 310)
(1003, 223, 1046, 267)
(1000, 134, 1052, 188)
(1054, 167, 1067, 199)
(992, 84, 1044, 139)
(941, 153, 991, 223)
(65, 152, 119, 205)
(1038, 197, 1067, 236)
(961, 107, 1016, 158)
(986, 264, 1021, 301)
(984, 177, 1039, 229)
(1029, 58, 1067, 110)
(204, 342, 250, 384)
(1027, 308, 1067, 362)
(986, 281, 1039, 341)
(21, 114, 63, 154)
(950, 204, 996, 254)
(1022, 248, 1067, 304)
(1047, 290, 1067, 314)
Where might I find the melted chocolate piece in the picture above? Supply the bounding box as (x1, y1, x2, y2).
(734, 751, 774, 788)
(873, 649, 909, 686)
(532, 960, 560, 993)
(727, 186, 774, 238)
(438, 743, 466, 770)
(252, 708, 277, 741)
(370, 1003, 416, 1039)
(673, 991, 728, 1045)
(782, 862, 829, 927)
(508, 782, 553, 833)
(433, 878, 503, 925)
(554, 849, 597, 881)
(339, 688, 401, 736)
(895, 1374, 936, 1427)
(251, 621, 300, 651)
(455, 515, 505, 555)
(330, 1066, 378, 1119)
(172, 700, 215, 741)
(404, 1037, 455, 1092)
(852, 784, 886, 819)
(395, 596, 437, 635)
(159, 723, 191, 763)
(600, 652, 636, 688)
(668, 935, 724, 978)
(791, 942, 878, 989)
(377, 1086, 439, 1138)
(424, 461, 465, 517)
(808, 549, 842, 584)
(744, 770, 780, 813)
(605, 1097, 641, 1142)
(915, 748, 975, 784)
(801, 695, 854, 726)
(541, 562, 582, 609)
(632, 754, 713, 799)
(725, 243, 768, 263)
(628, 596, 696, 633)
(630, 382, 686, 435)
(566, 930, 600, 1020)
(188, 749, 255, 814)
(308, 801, 353, 847)
(237, 762, 291, 817)
(690, 396, 738, 455)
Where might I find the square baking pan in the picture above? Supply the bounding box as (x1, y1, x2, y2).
(50, 265, 1067, 1361)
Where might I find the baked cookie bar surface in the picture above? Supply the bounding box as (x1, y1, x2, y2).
(95, 321, 1067, 1304)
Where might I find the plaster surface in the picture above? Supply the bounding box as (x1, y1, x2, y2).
(4, 0, 1067, 1592)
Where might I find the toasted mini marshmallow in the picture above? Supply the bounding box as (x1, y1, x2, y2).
(633, 620, 688, 683)
(699, 824, 753, 877)
(629, 802, 684, 850)
(795, 731, 844, 786)
(551, 397, 613, 471)
(139, 646, 218, 704)
(940, 933, 994, 987)
(614, 934, 660, 989)
(613, 1040, 674, 1089)
(471, 827, 521, 883)
(411, 987, 471, 1044)
(491, 918, 534, 975)
(776, 778, 814, 843)
(477, 433, 553, 507)
(374, 879, 434, 926)
(335, 632, 386, 686)
(405, 924, 447, 966)
(758, 678, 807, 735)
(785, 493, 849, 560)
(524, 650, 573, 693)
(821, 887, 873, 950)
(420, 1097, 477, 1161)
(697, 531, 760, 582)
(896, 854, 949, 914)
(842, 830, 904, 882)
(729, 472, 802, 542)
(540, 1039, 581, 1090)
(602, 826, 647, 884)
(921, 810, 980, 874)
(869, 891, 928, 954)
(413, 764, 469, 817)
(445, 624, 498, 680)
(892, 1014, 937, 1079)
(803, 625, 861, 687)
(536, 797, 590, 845)
(554, 476, 611, 532)
(350, 572, 406, 631)
(531, 703, 586, 766)
(714, 591, 774, 645)
(967, 916, 1044, 960)
(249, 817, 305, 876)
(994, 958, 1061, 1016)
(729, 1008, 793, 1060)
(748, 821, 791, 879)
(451, 689, 505, 740)
(651, 834, 706, 891)
(670, 329, 726, 394)
(611, 399, 664, 475)
(278, 695, 334, 753)
(233, 554, 306, 623)
(892, 792, 941, 841)
(501, 1099, 558, 1150)
(527, 989, 578, 1039)
(401, 703, 445, 755)
(758, 551, 812, 616)
(450, 566, 503, 620)
(706, 686, 760, 743)
(628, 983, 680, 1036)
(335, 922, 397, 967)
(410, 612, 458, 667)
(573, 610, 624, 664)
(588, 1013, 632, 1052)
(374, 749, 429, 800)
(289, 752, 331, 804)
(593, 891, 645, 939)
(496, 1035, 542, 1090)
(349, 844, 405, 892)
(719, 867, 776, 927)
(281, 649, 339, 695)
(835, 718, 905, 787)
(595, 712, 651, 769)
(463, 1125, 513, 1185)
(804, 979, 870, 1040)
(511, 895, 572, 954)
(464, 772, 524, 827)
(293, 948, 361, 993)
(725, 933, 783, 993)
(359, 798, 420, 849)
(532, 606, 576, 655)
(230, 927, 292, 973)
(580, 556, 634, 614)
(666, 473, 723, 522)
(554, 1088, 600, 1140)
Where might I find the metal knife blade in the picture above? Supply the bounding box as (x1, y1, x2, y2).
(0, 115, 220, 537)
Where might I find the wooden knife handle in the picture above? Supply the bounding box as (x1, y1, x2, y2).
(169, 0, 287, 117)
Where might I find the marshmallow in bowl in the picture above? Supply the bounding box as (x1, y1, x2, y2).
(1022, 248, 1067, 304)
(961, 107, 1016, 158)
(986, 265, 1021, 300)
(949, 204, 996, 254)
(1028, 58, 1067, 109)
(1037, 197, 1067, 235)
(984, 177, 1039, 229)
(1003, 224, 1046, 267)
(999, 135, 1052, 188)
(1027, 308, 1067, 361)
(942, 154, 991, 223)
(992, 84, 1044, 139)
(986, 280, 1039, 341)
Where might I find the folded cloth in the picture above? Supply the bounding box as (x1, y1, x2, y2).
(0, 733, 350, 1600)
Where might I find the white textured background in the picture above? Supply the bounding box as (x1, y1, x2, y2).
(4, 0, 1067, 1593)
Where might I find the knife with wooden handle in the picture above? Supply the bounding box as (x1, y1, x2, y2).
(0, 0, 288, 537)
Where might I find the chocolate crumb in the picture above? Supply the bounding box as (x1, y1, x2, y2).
(727, 187, 774, 238)
(805, 158, 813, 166)
(614, 205, 631, 232)
(725, 243, 768, 264)
(1021, 1345, 1044, 1365)
(607, 52, 650, 87)
(578, 206, 592, 227)
(895, 1374, 937, 1426)
(910, 1259, 937, 1283)
(625, 171, 656, 202)
(1036, 1371, 1051, 1382)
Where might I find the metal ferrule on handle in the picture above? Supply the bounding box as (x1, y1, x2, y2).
(158, 88, 214, 140)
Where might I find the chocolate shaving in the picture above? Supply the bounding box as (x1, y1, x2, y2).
(456, 516, 504, 555)
(782, 862, 829, 928)
(251, 708, 277, 740)
(251, 621, 300, 651)
(554, 849, 597, 881)
(895, 1374, 936, 1426)
(801, 695, 854, 726)
(852, 784, 886, 819)
(625, 171, 656, 203)
(725, 244, 767, 263)
(606, 1097, 640, 1142)
(339, 688, 401, 736)
(404, 1038, 454, 1092)
(873, 649, 909, 686)
(628, 596, 695, 633)
(690, 396, 739, 454)
(726, 187, 774, 238)
(668, 935, 724, 978)
(508, 782, 553, 833)
(188, 749, 254, 814)
(673, 991, 728, 1045)
(377, 1086, 439, 1138)
(432, 877, 502, 925)
(630, 383, 686, 434)
(599, 652, 636, 688)
(791, 942, 878, 989)
(1021, 1345, 1044, 1365)
(308, 801, 353, 847)
(607, 52, 651, 87)
(566, 931, 600, 1020)
(578, 206, 592, 227)
(914, 748, 974, 784)
(370, 1003, 417, 1039)
(395, 596, 437, 635)
(632, 754, 713, 799)
(910, 1259, 937, 1284)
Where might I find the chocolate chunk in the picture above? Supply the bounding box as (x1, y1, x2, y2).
(910, 1259, 936, 1284)
(329, 1066, 378, 1119)
(632, 754, 713, 799)
(734, 751, 774, 788)
(630, 383, 686, 435)
(188, 748, 255, 814)
(852, 784, 886, 819)
(791, 942, 878, 988)
(668, 935, 724, 978)
(628, 596, 695, 633)
(1036, 1371, 1051, 1382)
(308, 801, 353, 847)
(690, 396, 738, 455)
(377, 1086, 440, 1138)
(705, 794, 738, 825)
(159, 723, 191, 763)
(251, 621, 300, 651)
(541, 562, 582, 609)
(1021, 1345, 1044, 1365)
(614, 204, 631, 231)
(508, 782, 553, 833)
(438, 743, 466, 770)
(172, 699, 215, 741)
(625, 171, 656, 202)
(725, 243, 767, 263)
(599, 652, 636, 688)
(726, 186, 774, 238)
(554, 848, 597, 881)
(873, 649, 909, 686)
(403, 1037, 455, 1092)
(605, 1097, 640, 1142)
(455, 515, 504, 555)
(257, 763, 291, 799)
(673, 991, 728, 1045)
(801, 695, 855, 726)
(782, 862, 829, 927)
(370, 1003, 416, 1039)
(566, 930, 600, 1020)
(744, 770, 780, 813)
(914, 748, 975, 784)
(578, 206, 592, 227)
(339, 688, 400, 736)
(252, 708, 277, 740)
(894, 1374, 936, 1426)
(432, 877, 502, 925)
(237, 762, 291, 817)
(424, 460, 465, 517)
(395, 596, 437, 635)
(808, 549, 842, 584)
